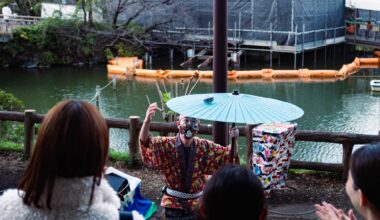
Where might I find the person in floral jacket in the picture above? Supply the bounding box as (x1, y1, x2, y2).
(139, 103, 239, 220)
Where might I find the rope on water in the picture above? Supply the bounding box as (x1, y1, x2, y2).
(89, 93, 99, 103)
(99, 80, 114, 91)
(89, 77, 116, 103)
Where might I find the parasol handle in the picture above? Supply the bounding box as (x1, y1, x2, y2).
(230, 123, 237, 163)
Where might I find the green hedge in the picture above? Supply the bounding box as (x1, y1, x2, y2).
(0, 89, 24, 149)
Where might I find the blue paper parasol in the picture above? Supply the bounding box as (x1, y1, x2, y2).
(166, 90, 304, 124)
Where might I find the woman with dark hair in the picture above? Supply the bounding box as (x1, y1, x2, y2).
(0, 100, 121, 219)
(199, 164, 267, 220)
(315, 142, 380, 220)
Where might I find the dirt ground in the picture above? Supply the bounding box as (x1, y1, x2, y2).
(0, 151, 356, 219)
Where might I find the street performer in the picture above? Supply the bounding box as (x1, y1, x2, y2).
(139, 102, 239, 219)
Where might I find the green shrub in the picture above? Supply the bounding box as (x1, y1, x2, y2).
(0, 17, 150, 66)
(0, 90, 24, 111)
(104, 48, 114, 60)
(117, 43, 126, 57)
(40, 51, 57, 66)
(116, 43, 144, 57)
(0, 90, 24, 148)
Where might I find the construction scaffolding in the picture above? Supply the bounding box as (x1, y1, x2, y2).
(144, 0, 345, 53)
(345, 7, 380, 48)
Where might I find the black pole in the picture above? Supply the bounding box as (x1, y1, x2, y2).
(212, 0, 228, 146)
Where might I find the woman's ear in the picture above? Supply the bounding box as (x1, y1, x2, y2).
(359, 189, 368, 207)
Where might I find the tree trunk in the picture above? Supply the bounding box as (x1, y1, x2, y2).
(81, 0, 87, 24)
(112, 11, 120, 28)
(88, 0, 93, 26)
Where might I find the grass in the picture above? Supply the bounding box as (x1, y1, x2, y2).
(289, 168, 341, 178)
(0, 142, 130, 162)
(109, 149, 129, 162)
(0, 141, 22, 152)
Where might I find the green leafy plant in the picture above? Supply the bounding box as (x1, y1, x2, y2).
(40, 51, 56, 66)
(109, 149, 129, 162)
(0, 90, 24, 150)
(104, 48, 114, 60)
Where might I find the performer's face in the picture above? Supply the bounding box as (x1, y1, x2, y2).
(178, 116, 199, 139)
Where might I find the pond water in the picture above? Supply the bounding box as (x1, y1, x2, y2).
(0, 47, 379, 163)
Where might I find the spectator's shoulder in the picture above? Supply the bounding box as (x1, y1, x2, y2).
(0, 189, 26, 218)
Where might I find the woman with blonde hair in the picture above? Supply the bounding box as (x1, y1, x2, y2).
(0, 100, 121, 219)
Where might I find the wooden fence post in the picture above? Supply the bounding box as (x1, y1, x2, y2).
(24, 109, 35, 159)
(342, 143, 354, 180)
(128, 116, 142, 168)
(246, 124, 254, 169)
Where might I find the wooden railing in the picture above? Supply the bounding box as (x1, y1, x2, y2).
(1, 110, 379, 179)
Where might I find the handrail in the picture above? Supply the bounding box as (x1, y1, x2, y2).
(0, 110, 379, 177)
(172, 26, 346, 36)
(0, 14, 42, 21)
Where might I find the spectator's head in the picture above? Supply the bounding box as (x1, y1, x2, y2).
(200, 165, 267, 220)
(346, 142, 380, 218)
(176, 115, 200, 139)
(19, 100, 109, 209)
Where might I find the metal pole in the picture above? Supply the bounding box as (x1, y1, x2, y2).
(144, 52, 149, 68)
(270, 23, 273, 68)
(302, 24, 305, 68)
(239, 12, 242, 40)
(354, 9, 357, 44)
(213, 0, 228, 146)
(112, 75, 116, 90)
(343, 43, 346, 63)
(333, 28, 336, 67)
(170, 48, 173, 69)
(294, 25, 297, 69)
(251, 0, 254, 30)
(208, 21, 211, 48)
(95, 85, 101, 108)
(324, 25, 327, 69)
(234, 21, 237, 42)
(291, 0, 295, 32)
(149, 55, 152, 69)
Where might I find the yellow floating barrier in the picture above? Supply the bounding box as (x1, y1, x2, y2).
(309, 70, 340, 78)
(108, 57, 141, 65)
(106, 56, 378, 82)
(272, 70, 299, 78)
(163, 70, 196, 78)
(298, 69, 311, 77)
(197, 70, 237, 79)
(358, 58, 380, 65)
(107, 65, 130, 75)
(134, 69, 165, 78)
(262, 69, 273, 79)
(235, 70, 262, 79)
(359, 64, 379, 69)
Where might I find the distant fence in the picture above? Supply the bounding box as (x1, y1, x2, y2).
(0, 110, 379, 179)
(0, 14, 42, 35)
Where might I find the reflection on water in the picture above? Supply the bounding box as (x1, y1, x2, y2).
(0, 58, 379, 163)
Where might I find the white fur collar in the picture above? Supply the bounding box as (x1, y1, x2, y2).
(0, 177, 121, 220)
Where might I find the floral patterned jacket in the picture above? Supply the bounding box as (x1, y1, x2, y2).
(140, 134, 230, 210)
